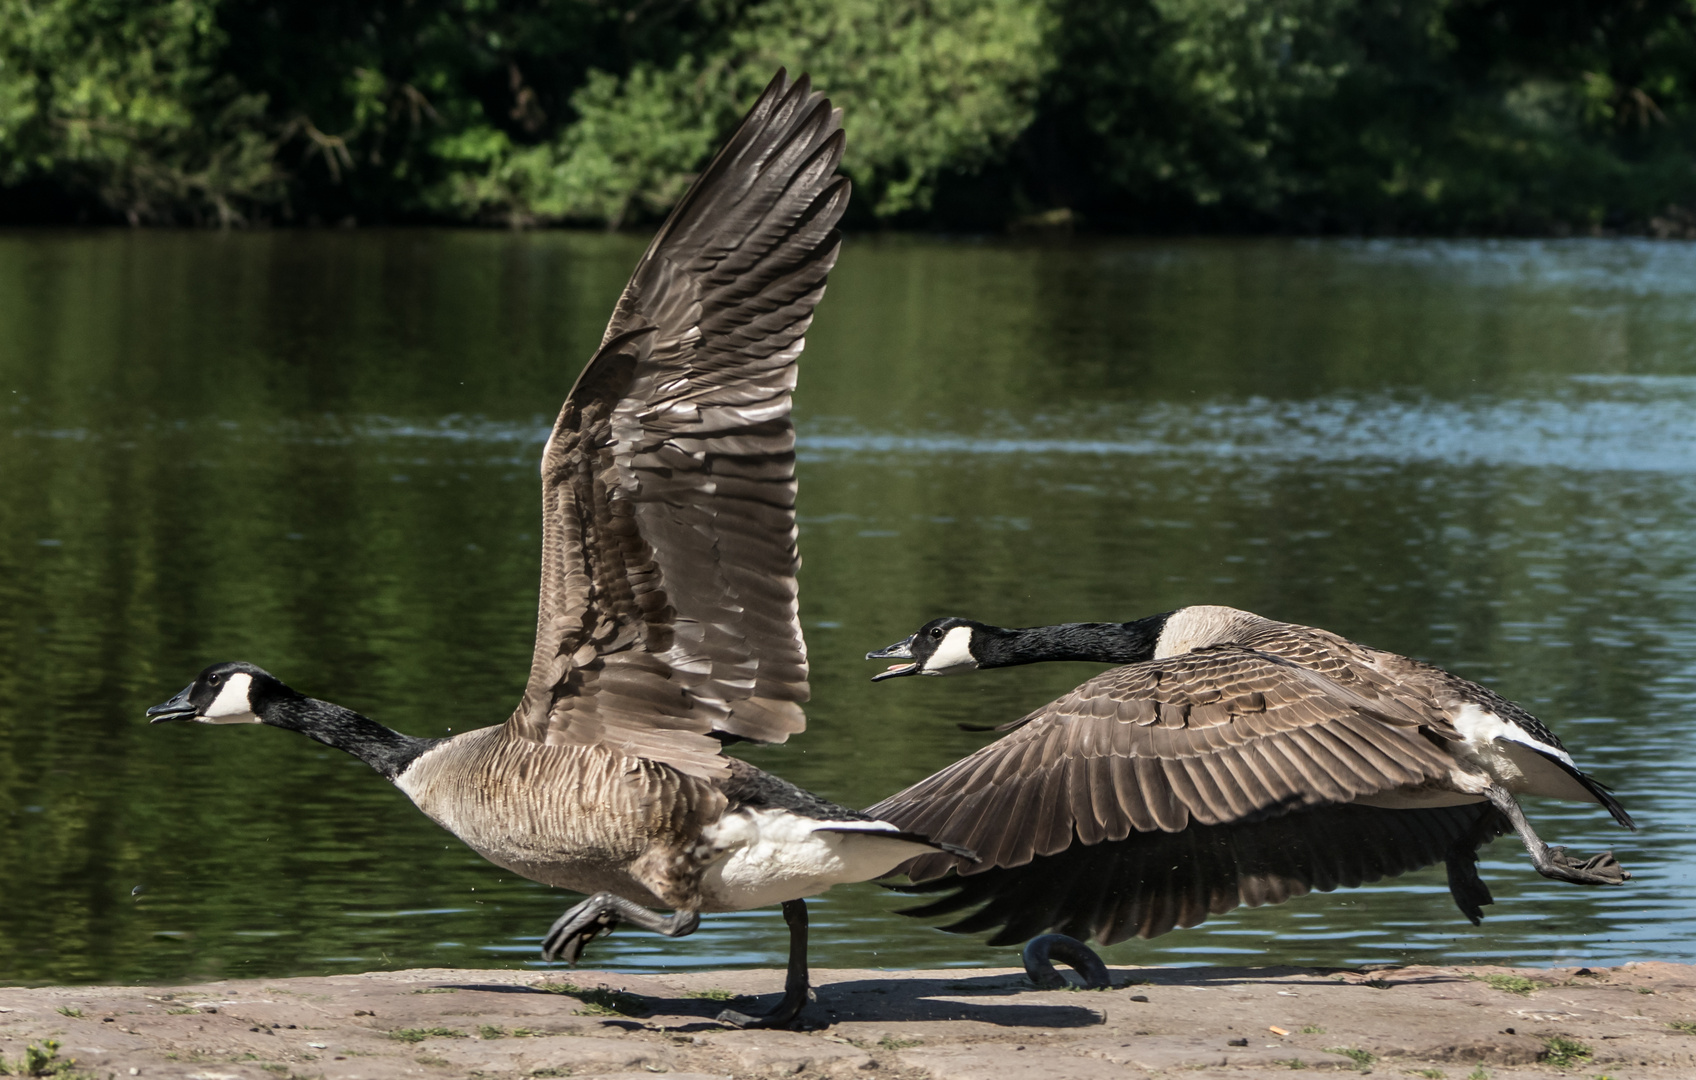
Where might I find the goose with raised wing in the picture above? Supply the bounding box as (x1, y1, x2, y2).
(145, 71, 966, 1029)
(863, 606, 1632, 947)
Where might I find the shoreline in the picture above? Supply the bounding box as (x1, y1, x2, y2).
(3, 961, 1694, 1078)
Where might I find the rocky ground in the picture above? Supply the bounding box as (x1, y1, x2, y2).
(3, 962, 1694, 1079)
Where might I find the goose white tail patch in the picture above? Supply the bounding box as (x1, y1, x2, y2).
(1450, 703, 1593, 802)
(201, 673, 260, 724)
(924, 625, 979, 675)
(1452, 704, 1574, 766)
(699, 810, 936, 912)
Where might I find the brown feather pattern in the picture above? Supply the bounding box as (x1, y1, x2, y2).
(892, 802, 1508, 946)
(505, 71, 850, 778)
(869, 644, 1463, 880)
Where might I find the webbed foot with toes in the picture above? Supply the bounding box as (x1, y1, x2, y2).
(1543, 846, 1630, 885)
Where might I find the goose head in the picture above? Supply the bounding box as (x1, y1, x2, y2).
(146, 662, 289, 725)
(866, 617, 988, 680)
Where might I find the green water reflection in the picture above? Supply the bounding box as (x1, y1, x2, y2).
(2, 232, 1694, 986)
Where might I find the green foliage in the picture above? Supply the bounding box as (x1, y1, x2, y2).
(1542, 1035, 1593, 1068)
(685, 988, 740, 1001)
(430, 0, 1051, 224)
(1033, 0, 1696, 232)
(386, 1027, 467, 1043)
(0, 0, 282, 222)
(0, 1039, 93, 1079)
(1326, 1046, 1376, 1071)
(535, 981, 650, 1016)
(1477, 973, 1539, 996)
(2, 0, 1693, 230)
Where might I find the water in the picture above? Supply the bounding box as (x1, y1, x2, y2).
(1, 231, 1694, 987)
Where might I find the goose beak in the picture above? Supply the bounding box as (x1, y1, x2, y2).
(866, 636, 918, 681)
(146, 685, 200, 723)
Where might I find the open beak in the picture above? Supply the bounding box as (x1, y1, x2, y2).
(146, 685, 200, 723)
(866, 636, 919, 681)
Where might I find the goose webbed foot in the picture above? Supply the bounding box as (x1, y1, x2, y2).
(715, 982, 815, 1030)
(540, 892, 700, 965)
(1023, 933, 1112, 989)
(716, 899, 814, 1029)
(1483, 785, 1631, 888)
(1539, 846, 1630, 886)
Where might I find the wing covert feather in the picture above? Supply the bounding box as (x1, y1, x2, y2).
(867, 645, 1461, 877)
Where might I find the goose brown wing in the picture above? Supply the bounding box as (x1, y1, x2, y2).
(507, 70, 849, 779)
(893, 801, 1507, 946)
(867, 645, 1459, 879)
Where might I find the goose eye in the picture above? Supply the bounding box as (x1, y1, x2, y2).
(208, 673, 221, 685)
(929, 627, 943, 639)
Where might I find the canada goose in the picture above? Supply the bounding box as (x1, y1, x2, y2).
(862, 606, 1633, 946)
(145, 71, 968, 1029)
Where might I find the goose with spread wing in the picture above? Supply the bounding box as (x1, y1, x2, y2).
(863, 606, 1632, 947)
(145, 71, 965, 1029)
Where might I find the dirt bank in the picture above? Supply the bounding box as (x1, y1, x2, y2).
(3, 961, 1693, 1079)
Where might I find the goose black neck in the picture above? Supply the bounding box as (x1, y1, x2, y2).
(976, 614, 1169, 668)
(260, 694, 441, 780)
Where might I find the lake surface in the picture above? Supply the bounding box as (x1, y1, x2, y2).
(2, 231, 1694, 986)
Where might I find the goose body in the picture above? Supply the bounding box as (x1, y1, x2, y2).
(865, 605, 1632, 946)
(148, 72, 960, 1028)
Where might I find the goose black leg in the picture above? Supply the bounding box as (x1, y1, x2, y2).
(717, 899, 813, 1029)
(1023, 934, 1112, 989)
(540, 893, 701, 964)
(1484, 785, 1630, 886)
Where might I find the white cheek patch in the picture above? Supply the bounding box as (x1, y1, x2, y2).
(200, 673, 259, 724)
(923, 625, 979, 676)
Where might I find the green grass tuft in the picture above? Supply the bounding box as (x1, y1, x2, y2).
(685, 988, 739, 1002)
(1326, 1046, 1377, 1071)
(534, 981, 650, 1017)
(1543, 1036, 1593, 1068)
(1669, 1020, 1696, 1034)
(0, 1038, 98, 1079)
(387, 1027, 468, 1043)
(878, 1035, 922, 1050)
(1476, 973, 1538, 996)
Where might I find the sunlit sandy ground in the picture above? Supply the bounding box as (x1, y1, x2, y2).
(2, 962, 1694, 1078)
